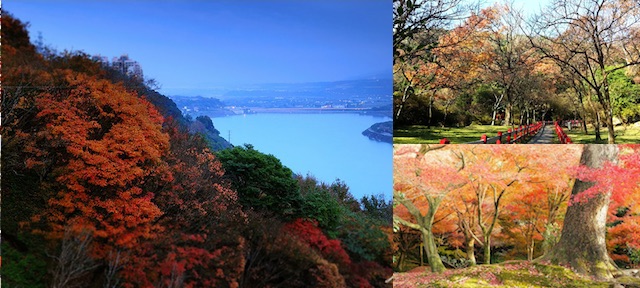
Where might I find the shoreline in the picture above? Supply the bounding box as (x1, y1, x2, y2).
(203, 107, 391, 118)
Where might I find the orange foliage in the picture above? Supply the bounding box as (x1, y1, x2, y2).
(394, 145, 587, 263)
(29, 70, 168, 244)
(16, 68, 245, 286)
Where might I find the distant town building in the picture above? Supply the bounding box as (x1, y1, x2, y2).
(111, 54, 144, 79)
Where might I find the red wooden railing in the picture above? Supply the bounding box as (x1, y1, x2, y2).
(439, 121, 545, 144)
(554, 121, 573, 144)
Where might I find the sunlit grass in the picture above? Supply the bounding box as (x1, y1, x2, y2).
(564, 124, 640, 144)
(394, 125, 520, 144)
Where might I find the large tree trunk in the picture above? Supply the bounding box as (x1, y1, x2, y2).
(541, 145, 619, 280)
(602, 101, 616, 144)
(422, 226, 445, 272)
(527, 240, 535, 261)
(394, 195, 446, 273)
(482, 237, 492, 264)
(504, 103, 513, 126)
(422, 196, 446, 272)
(491, 110, 497, 126)
(466, 238, 476, 266)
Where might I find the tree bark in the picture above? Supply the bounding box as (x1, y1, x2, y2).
(423, 196, 446, 272)
(528, 240, 535, 261)
(428, 91, 435, 128)
(466, 238, 476, 266)
(394, 195, 446, 273)
(423, 226, 446, 272)
(482, 237, 492, 264)
(541, 144, 619, 280)
(504, 103, 512, 126)
(602, 70, 616, 144)
(602, 95, 616, 144)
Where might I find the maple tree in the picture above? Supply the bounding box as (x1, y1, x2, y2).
(540, 144, 640, 279)
(2, 14, 245, 286)
(429, 8, 497, 125)
(478, 4, 538, 125)
(145, 119, 246, 287)
(456, 147, 529, 264)
(495, 146, 580, 261)
(24, 70, 169, 262)
(502, 188, 548, 261)
(236, 211, 347, 288)
(607, 193, 640, 267)
(393, 0, 481, 125)
(605, 147, 640, 268)
(394, 144, 467, 272)
(393, 145, 587, 269)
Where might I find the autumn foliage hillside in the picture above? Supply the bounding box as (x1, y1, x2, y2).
(1, 13, 392, 287)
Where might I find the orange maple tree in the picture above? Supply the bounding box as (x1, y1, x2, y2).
(394, 144, 467, 272)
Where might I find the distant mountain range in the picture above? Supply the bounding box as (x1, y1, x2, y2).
(221, 78, 392, 99)
(165, 77, 392, 100)
(168, 77, 393, 118)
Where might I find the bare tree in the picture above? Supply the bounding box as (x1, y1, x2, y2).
(526, 0, 640, 143)
(103, 250, 125, 288)
(49, 228, 99, 288)
(483, 2, 539, 126)
(156, 263, 185, 288)
(394, 0, 469, 62)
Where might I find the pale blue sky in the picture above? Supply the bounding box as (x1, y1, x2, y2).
(490, 0, 550, 16)
(5, 1, 391, 95)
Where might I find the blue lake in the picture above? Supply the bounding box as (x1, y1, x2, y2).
(209, 113, 392, 200)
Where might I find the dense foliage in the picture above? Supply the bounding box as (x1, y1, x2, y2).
(1, 13, 392, 287)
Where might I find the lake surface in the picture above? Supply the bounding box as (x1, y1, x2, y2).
(209, 113, 392, 200)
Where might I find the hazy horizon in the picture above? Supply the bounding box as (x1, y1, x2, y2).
(5, 1, 391, 96)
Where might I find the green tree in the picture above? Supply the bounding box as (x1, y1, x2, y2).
(216, 144, 302, 219)
(360, 194, 393, 224)
(301, 190, 344, 236)
(608, 69, 640, 124)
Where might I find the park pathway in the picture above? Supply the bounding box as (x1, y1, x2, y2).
(527, 124, 556, 144)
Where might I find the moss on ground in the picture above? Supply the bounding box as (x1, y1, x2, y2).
(392, 261, 640, 288)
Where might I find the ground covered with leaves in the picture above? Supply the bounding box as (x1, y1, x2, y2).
(393, 261, 640, 288)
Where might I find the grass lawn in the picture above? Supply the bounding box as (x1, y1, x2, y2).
(564, 124, 640, 144)
(393, 261, 640, 288)
(394, 125, 522, 144)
